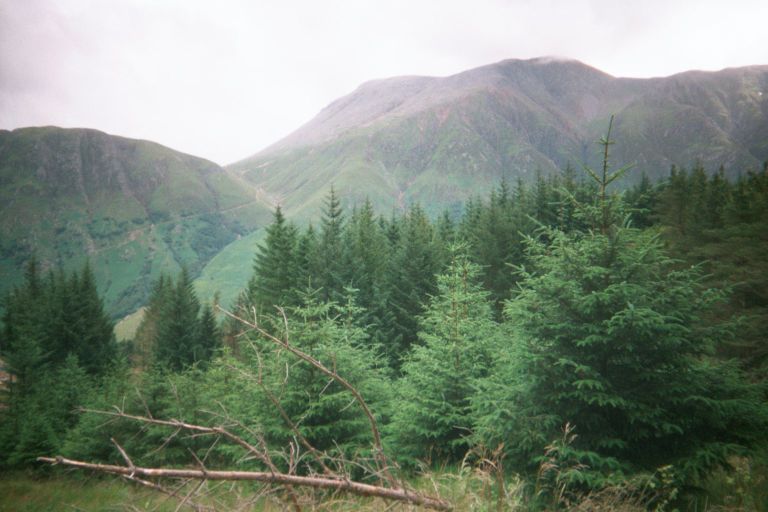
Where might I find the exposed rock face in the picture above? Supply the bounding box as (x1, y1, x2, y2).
(231, 58, 768, 218)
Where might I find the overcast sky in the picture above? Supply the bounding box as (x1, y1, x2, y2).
(1, 0, 766, 165)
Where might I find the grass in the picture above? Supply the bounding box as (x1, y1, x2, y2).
(3, 454, 767, 512)
(0, 469, 515, 512)
(193, 229, 265, 309)
(0, 473, 176, 512)
(114, 307, 146, 341)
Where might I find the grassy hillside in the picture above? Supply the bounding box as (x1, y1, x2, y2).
(231, 59, 768, 219)
(194, 228, 266, 310)
(0, 127, 273, 317)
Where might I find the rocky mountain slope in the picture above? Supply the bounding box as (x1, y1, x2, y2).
(0, 127, 272, 317)
(232, 58, 768, 217)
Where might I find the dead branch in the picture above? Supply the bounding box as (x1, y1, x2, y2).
(225, 360, 337, 477)
(38, 456, 452, 510)
(38, 306, 451, 510)
(218, 305, 395, 485)
(82, 408, 273, 468)
(94, 408, 304, 511)
(120, 474, 209, 512)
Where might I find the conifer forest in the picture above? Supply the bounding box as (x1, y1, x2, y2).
(2, 142, 768, 510)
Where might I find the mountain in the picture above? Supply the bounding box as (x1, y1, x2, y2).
(231, 58, 768, 217)
(0, 126, 272, 317)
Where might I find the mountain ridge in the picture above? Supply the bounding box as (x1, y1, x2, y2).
(0, 126, 272, 317)
(231, 58, 768, 218)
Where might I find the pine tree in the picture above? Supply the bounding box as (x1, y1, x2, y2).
(343, 199, 389, 339)
(625, 171, 656, 228)
(238, 293, 392, 460)
(249, 205, 299, 310)
(658, 165, 691, 235)
(71, 262, 116, 374)
(391, 248, 500, 463)
(705, 166, 730, 228)
(154, 268, 202, 371)
(473, 130, 768, 487)
(386, 204, 440, 365)
(315, 186, 346, 303)
(689, 163, 709, 233)
(295, 223, 319, 291)
(1, 260, 114, 379)
(196, 303, 220, 364)
(133, 273, 172, 367)
(0, 258, 47, 393)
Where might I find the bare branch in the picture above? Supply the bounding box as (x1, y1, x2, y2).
(82, 408, 262, 461)
(118, 474, 208, 511)
(217, 306, 395, 485)
(224, 361, 337, 477)
(111, 437, 135, 474)
(38, 456, 452, 511)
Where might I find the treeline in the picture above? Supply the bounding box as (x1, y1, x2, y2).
(131, 268, 219, 371)
(1, 163, 767, 508)
(0, 261, 116, 466)
(232, 171, 599, 367)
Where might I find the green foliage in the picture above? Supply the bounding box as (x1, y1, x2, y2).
(390, 248, 500, 463)
(0, 259, 115, 467)
(342, 200, 390, 333)
(63, 365, 215, 468)
(1, 259, 116, 380)
(1, 354, 93, 468)
(0, 127, 272, 319)
(247, 205, 300, 310)
(385, 204, 441, 364)
(146, 268, 220, 371)
(654, 166, 768, 379)
(237, 292, 393, 461)
(153, 268, 202, 370)
(315, 186, 347, 303)
(474, 214, 768, 488)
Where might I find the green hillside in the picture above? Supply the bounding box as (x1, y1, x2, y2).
(193, 228, 266, 310)
(231, 59, 768, 219)
(0, 127, 272, 317)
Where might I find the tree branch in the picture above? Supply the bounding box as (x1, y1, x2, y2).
(218, 305, 395, 485)
(38, 456, 452, 511)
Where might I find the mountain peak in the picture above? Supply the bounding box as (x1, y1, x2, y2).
(230, 58, 767, 219)
(248, 57, 622, 158)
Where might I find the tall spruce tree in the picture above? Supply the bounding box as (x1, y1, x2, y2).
(235, 292, 392, 459)
(133, 273, 173, 367)
(154, 268, 203, 371)
(473, 130, 768, 488)
(71, 262, 116, 374)
(1, 258, 47, 394)
(249, 205, 299, 310)
(391, 248, 500, 463)
(196, 303, 220, 364)
(386, 204, 440, 365)
(315, 186, 346, 303)
(343, 199, 390, 341)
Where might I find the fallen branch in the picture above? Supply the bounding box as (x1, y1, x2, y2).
(37, 456, 452, 511)
(219, 305, 395, 485)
